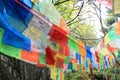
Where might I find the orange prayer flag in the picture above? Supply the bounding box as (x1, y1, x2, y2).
(21, 50, 39, 64)
(70, 58, 77, 63)
(79, 46, 86, 58)
(114, 20, 120, 36)
(77, 40, 84, 47)
(60, 17, 70, 34)
(60, 70, 64, 80)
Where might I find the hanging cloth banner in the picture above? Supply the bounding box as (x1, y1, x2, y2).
(49, 24, 68, 46)
(21, 50, 39, 64)
(95, 51, 99, 63)
(46, 47, 56, 65)
(19, 0, 34, 8)
(50, 66, 57, 80)
(85, 46, 92, 62)
(33, 0, 61, 26)
(68, 35, 79, 52)
(0, 28, 21, 59)
(0, 0, 33, 32)
(76, 53, 81, 64)
(108, 28, 116, 41)
(0, 13, 31, 51)
(38, 53, 46, 65)
(104, 33, 111, 45)
(60, 17, 70, 34)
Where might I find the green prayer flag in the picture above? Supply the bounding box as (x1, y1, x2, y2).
(99, 53, 103, 65)
(68, 38, 79, 52)
(0, 28, 21, 59)
(108, 28, 116, 41)
(57, 68, 60, 80)
(64, 56, 70, 64)
(72, 63, 77, 70)
(38, 54, 46, 64)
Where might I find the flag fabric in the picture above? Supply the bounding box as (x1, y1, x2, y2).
(114, 21, 120, 36)
(0, 13, 31, 51)
(79, 46, 86, 58)
(21, 50, 39, 64)
(49, 24, 68, 46)
(76, 53, 81, 64)
(38, 54, 46, 65)
(0, 0, 33, 32)
(32, 0, 61, 26)
(0, 28, 21, 59)
(46, 47, 56, 65)
(68, 35, 79, 52)
(108, 28, 116, 41)
(50, 66, 57, 80)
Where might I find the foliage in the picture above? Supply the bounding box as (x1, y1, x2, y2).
(54, 0, 99, 47)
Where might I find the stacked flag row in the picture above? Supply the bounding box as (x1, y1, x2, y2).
(0, 0, 119, 80)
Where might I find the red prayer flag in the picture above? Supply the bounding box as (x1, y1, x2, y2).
(49, 24, 68, 46)
(46, 47, 56, 65)
(107, 45, 116, 53)
(37, 63, 47, 67)
(65, 45, 70, 56)
(95, 51, 99, 63)
(56, 58, 64, 68)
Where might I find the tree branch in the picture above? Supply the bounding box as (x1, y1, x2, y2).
(66, 1, 84, 24)
(54, 0, 70, 6)
(68, 16, 92, 26)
